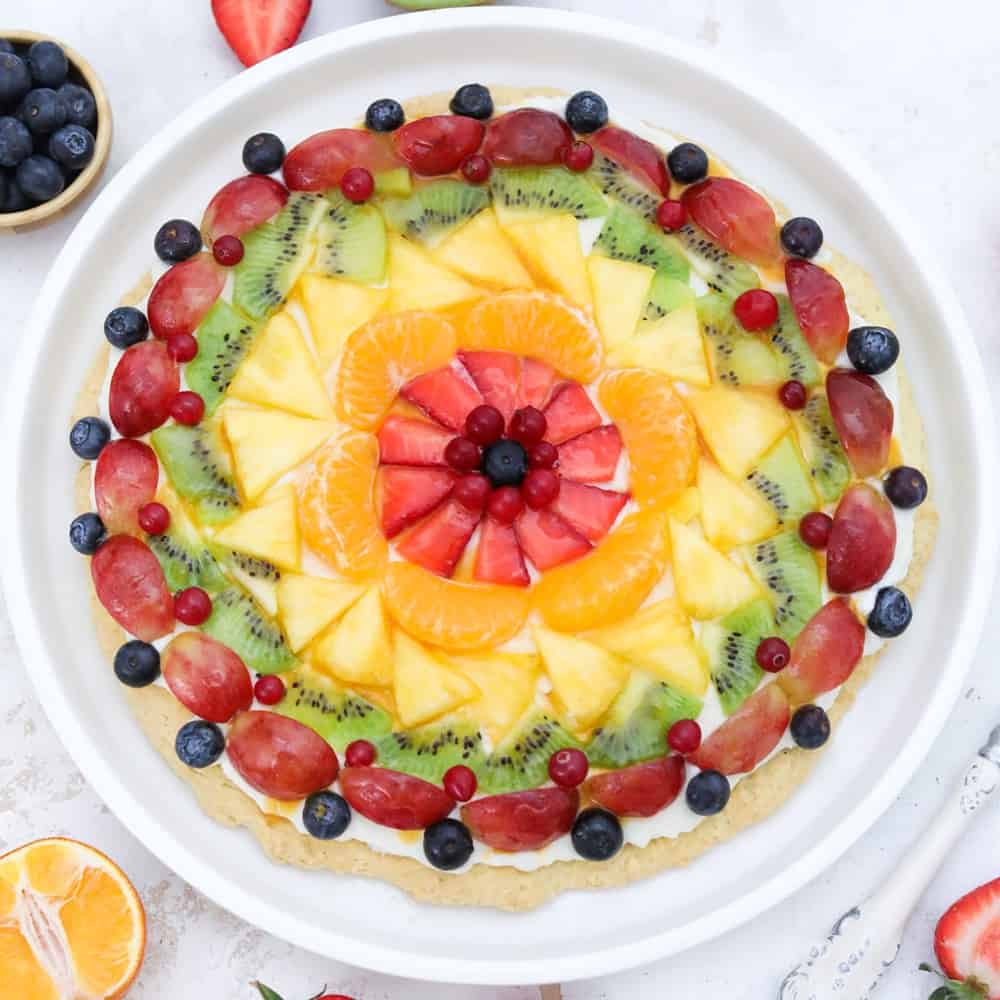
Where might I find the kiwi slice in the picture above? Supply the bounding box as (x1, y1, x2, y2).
(313, 192, 387, 283)
(212, 547, 281, 616)
(744, 530, 821, 642)
(186, 301, 260, 416)
(587, 672, 702, 769)
(643, 271, 695, 324)
(701, 599, 773, 714)
(201, 586, 296, 674)
(276, 666, 391, 749)
(490, 166, 607, 222)
(593, 203, 689, 283)
(698, 293, 781, 386)
(148, 505, 226, 593)
(672, 222, 761, 299)
(380, 179, 490, 247)
(478, 708, 580, 794)
(794, 394, 851, 503)
(150, 422, 239, 526)
(767, 294, 820, 387)
(375, 722, 486, 783)
(233, 192, 328, 318)
(590, 151, 661, 219)
(746, 435, 817, 526)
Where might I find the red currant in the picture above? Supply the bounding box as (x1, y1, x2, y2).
(443, 764, 477, 802)
(733, 288, 779, 331)
(508, 406, 547, 446)
(254, 675, 286, 706)
(464, 404, 505, 445)
(548, 747, 588, 788)
(341, 166, 375, 203)
(667, 718, 702, 754)
(137, 501, 170, 535)
(345, 739, 377, 767)
(561, 140, 594, 172)
(756, 636, 791, 673)
(521, 468, 560, 510)
(486, 485, 524, 525)
(166, 332, 198, 362)
(527, 440, 558, 469)
(460, 153, 491, 184)
(778, 379, 808, 410)
(169, 391, 205, 426)
(452, 473, 491, 512)
(212, 234, 244, 267)
(174, 587, 212, 626)
(799, 511, 833, 549)
(444, 436, 481, 472)
(656, 199, 687, 232)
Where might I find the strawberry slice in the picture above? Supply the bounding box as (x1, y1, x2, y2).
(284, 128, 401, 192)
(474, 517, 529, 586)
(482, 109, 573, 168)
(682, 177, 781, 267)
(591, 126, 670, 195)
(395, 499, 480, 577)
(394, 115, 485, 176)
(109, 341, 180, 438)
(94, 439, 159, 535)
(690, 684, 790, 775)
(342, 766, 456, 830)
(543, 382, 602, 444)
(461, 787, 579, 851)
(212, 0, 311, 67)
(785, 259, 850, 363)
(401, 363, 484, 432)
(459, 351, 520, 423)
(376, 415, 454, 466)
(378, 466, 456, 538)
(148, 252, 226, 340)
(515, 507, 591, 571)
(557, 425, 623, 483)
(935, 876, 1000, 999)
(826, 483, 896, 593)
(201, 174, 288, 244)
(778, 597, 866, 704)
(549, 481, 628, 542)
(587, 755, 685, 818)
(162, 632, 253, 723)
(90, 535, 174, 641)
(826, 368, 894, 477)
(518, 357, 556, 409)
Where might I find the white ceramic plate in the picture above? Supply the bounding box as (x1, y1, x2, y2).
(4, 8, 997, 986)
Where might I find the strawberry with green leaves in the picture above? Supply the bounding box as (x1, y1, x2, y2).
(254, 984, 354, 1000)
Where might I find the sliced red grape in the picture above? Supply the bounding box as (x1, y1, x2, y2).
(826, 483, 897, 593)
(108, 340, 179, 437)
(682, 177, 781, 266)
(340, 766, 455, 829)
(283, 128, 401, 191)
(461, 786, 579, 851)
(482, 109, 573, 168)
(91, 534, 174, 641)
(785, 259, 850, 363)
(94, 439, 159, 534)
(394, 114, 485, 176)
(201, 174, 288, 244)
(690, 684, 790, 775)
(147, 252, 226, 340)
(587, 754, 685, 817)
(591, 126, 670, 195)
(826, 368, 894, 476)
(162, 631, 253, 723)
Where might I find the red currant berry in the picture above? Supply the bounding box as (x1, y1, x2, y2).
(799, 511, 833, 549)
(166, 332, 198, 362)
(778, 379, 808, 410)
(655, 199, 687, 232)
(548, 747, 588, 788)
(345, 739, 377, 767)
(341, 166, 375, 203)
(213, 234, 244, 267)
(521, 468, 560, 510)
(137, 501, 170, 535)
(527, 440, 558, 469)
(460, 153, 491, 184)
(169, 391, 205, 426)
(254, 675, 286, 706)
(452, 473, 491, 512)
(756, 636, 791, 673)
(443, 764, 478, 802)
(444, 436, 481, 472)
(486, 485, 524, 525)
(667, 718, 702, 754)
(733, 288, 779, 331)
(174, 587, 212, 626)
(561, 140, 594, 172)
(508, 406, 547, 446)
(464, 404, 505, 445)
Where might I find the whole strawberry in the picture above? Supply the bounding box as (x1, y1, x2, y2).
(254, 983, 355, 1000)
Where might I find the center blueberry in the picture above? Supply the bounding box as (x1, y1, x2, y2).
(481, 439, 529, 488)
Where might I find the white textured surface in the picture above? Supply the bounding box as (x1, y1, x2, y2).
(1, 1, 999, 997)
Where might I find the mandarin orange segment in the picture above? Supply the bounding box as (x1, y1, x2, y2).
(532, 507, 671, 631)
(298, 428, 387, 579)
(599, 368, 698, 504)
(382, 562, 531, 652)
(459, 291, 604, 383)
(0, 927, 59, 1000)
(333, 311, 458, 429)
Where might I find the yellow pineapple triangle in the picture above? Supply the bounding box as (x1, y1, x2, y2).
(586, 256, 654, 352)
(297, 274, 387, 370)
(212, 483, 300, 572)
(386, 234, 482, 313)
(276, 572, 366, 652)
(392, 630, 479, 727)
(608, 303, 711, 386)
(432, 208, 534, 291)
(698, 458, 779, 549)
(311, 586, 392, 687)
(448, 652, 541, 745)
(504, 214, 593, 311)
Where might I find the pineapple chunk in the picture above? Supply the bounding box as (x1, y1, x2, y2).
(608, 303, 711, 387)
(661, 485, 701, 524)
(221, 404, 335, 501)
(698, 458, 779, 549)
(386, 234, 482, 313)
(227, 310, 333, 420)
(586, 598, 709, 698)
(448, 652, 541, 745)
(277, 572, 366, 652)
(669, 517, 761, 620)
(586, 256, 654, 352)
(311, 586, 392, 687)
(504, 214, 593, 311)
(433, 209, 534, 290)
(211, 484, 300, 572)
(533, 625, 628, 730)
(297, 274, 387, 370)
(688, 386, 789, 478)
(393, 631, 479, 727)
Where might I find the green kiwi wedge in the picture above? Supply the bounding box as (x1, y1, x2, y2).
(767, 294, 820, 387)
(700, 599, 773, 714)
(380, 178, 490, 247)
(698, 293, 781, 386)
(592, 203, 689, 283)
(147, 503, 226, 593)
(490, 166, 607, 223)
(643, 271, 695, 324)
(590, 151, 661, 219)
(186, 300, 260, 416)
(672, 222, 761, 299)
(794, 393, 852, 503)
(313, 192, 387, 283)
(200, 586, 296, 674)
(211, 547, 281, 616)
(746, 435, 818, 526)
(375, 722, 486, 783)
(477, 708, 580, 794)
(744, 530, 822, 642)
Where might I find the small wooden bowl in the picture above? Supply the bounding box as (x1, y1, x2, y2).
(0, 30, 112, 232)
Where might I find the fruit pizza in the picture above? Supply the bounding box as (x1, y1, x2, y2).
(69, 83, 935, 909)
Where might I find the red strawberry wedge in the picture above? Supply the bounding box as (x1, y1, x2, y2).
(395, 499, 480, 577)
(515, 508, 591, 571)
(591, 126, 670, 195)
(460, 351, 520, 422)
(211, 0, 312, 68)
(935, 877, 1000, 999)
(475, 517, 529, 587)
(682, 177, 781, 267)
(518, 357, 556, 410)
(376, 415, 454, 467)
(690, 684, 790, 775)
(549, 481, 628, 542)
(785, 259, 850, 363)
(401, 364, 484, 431)
(826, 483, 896, 593)
(542, 382, 602, 444)
(557, 425, 623, 482)
(462, 787, 579, 851)
(378, 466, 455, 539)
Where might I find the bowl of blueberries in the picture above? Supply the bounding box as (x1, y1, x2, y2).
(0, 30, 111, 228)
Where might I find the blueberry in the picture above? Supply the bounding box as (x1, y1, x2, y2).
(449, 83, 493, 121)
(365, 98, 405, 133)
(667, 142, 709, 185)
(57, 82, 97, 129)
(69, 415, 110, 459)
(571, 808, 623, 862)
(302, 791, 351, 840)
(0, 53, 32, 108)
(686, 769, 730, 816)
(883, 465, 928, 510)
(1, 173, 28, 213)
(565, 91, 608, 134)
(242, 131, 285, 174)
(49, 124, 94, 170)
(175, 720, 225, 768)
(481, 439, 528, 488)
(26, 41, 68, 89)
(154, 218, 202, 263)
(69, 512, 106, 554)
(790, 704, 831, 750)
(0, 115, 32, 168)
(423, 818, 474, 870)
(0, 40, 13, 55)
(104, 306, 149, 349)
(780, 216, 824, 259)
(18, 88, 67, 135)
(846, 325, 899, 375)
(15, 153, 64, 202)
(113, 640, 161, 687)
(867, 586, 912, 638)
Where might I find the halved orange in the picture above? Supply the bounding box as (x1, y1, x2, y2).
(0, 837, 145, 1000)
